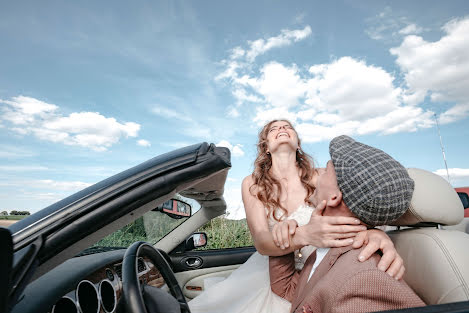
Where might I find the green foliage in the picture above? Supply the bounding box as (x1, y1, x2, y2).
(93, 211, 187, 248)
(95, 217, 148, 248)
(197, 216, 254, 250)
(92, 212, 253, 251)
(9, 210, 30, 215)
(0, 215, 27, 220)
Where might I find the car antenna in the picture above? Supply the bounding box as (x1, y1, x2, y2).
(434, 113, 451, 184)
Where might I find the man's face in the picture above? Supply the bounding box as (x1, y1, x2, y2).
(312, 160, 357, 218)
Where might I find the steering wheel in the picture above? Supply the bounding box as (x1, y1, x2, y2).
(122, 241, 190, 313)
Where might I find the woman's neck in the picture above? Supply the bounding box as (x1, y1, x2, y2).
(270, 150, 299, 180)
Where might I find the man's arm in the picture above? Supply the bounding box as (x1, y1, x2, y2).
(269, 253, 300, 302)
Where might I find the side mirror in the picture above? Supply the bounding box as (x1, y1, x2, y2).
(154, 199, 192, 219)
(185, 232, 207, 251)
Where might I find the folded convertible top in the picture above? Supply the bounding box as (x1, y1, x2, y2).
(11, 143, 231, 254)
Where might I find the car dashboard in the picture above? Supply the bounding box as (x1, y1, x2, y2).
(11, 249, 168, 313)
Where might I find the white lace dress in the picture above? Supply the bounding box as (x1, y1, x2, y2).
(188, 205, 316, 313)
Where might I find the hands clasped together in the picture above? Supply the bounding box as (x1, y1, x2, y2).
(271, 200, 405, 280)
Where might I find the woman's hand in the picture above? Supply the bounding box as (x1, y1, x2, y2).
(272, 219, 298, 249)
(279, 200, 367, 249)
(353, 229, 405, 280)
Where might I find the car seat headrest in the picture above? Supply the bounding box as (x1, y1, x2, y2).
(390, 168, 464, 226)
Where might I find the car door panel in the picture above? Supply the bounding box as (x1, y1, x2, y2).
(170, 247, 255, 272)
(175, 265, 239, 299)
(170, 246, 255, 299)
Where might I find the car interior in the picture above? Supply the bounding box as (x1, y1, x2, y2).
(2, 143, 469, 313)
(387, 168, 469, 305)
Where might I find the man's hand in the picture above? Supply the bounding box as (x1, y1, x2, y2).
(290, 200, 367, 249)
(353, 229, 405, 280)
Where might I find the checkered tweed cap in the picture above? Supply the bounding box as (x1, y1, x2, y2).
(329, 135, 414, 226)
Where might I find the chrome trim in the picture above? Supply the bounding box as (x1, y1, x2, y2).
(51, 295, 79, 313)
(76, 280, 100, 313)
(99, 279, 117, 313)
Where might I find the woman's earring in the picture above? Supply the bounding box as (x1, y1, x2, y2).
(266, 151, 271, 155)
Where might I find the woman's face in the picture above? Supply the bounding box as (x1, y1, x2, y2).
(265, 120, 299, 153)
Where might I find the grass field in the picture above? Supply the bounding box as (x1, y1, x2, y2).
(0, 215, 28, 220)
(197, 216, 254, 249)
(94, 214, 254, 250)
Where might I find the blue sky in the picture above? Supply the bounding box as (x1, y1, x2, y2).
(1, 1, 468, 218)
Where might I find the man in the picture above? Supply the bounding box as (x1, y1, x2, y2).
(269, 135, 425, 313)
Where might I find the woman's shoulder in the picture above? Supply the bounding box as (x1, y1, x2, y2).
(242, 174, 261, 191)
(242, 174, 254, 186)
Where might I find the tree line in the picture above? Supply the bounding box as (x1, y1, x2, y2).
(1, 210, 31, 216)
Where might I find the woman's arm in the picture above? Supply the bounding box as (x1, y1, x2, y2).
(272, 202, 405, 279)
(242, 177, 365, 256)
(242, 176, 299, 256)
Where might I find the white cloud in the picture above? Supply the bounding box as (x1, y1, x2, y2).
(365, 7, 404, 41)
(0, 178, 92, 192)
(218, 17, 469, 143)
(216, 140, 245, 157)
(306, 57, 402, 120)
(399, 24, 423, 35)
(137, 139, 151, 147)
(151, 105, 213, 140)
(232, 145, 245, 157)
(223, 187, 246, 220)
(0, 146, 36, 158)
(242, 26, 312, 62)
(151, 106, 193, 122)
(365, 7, 424, 41)
(253, 106, 299, 127)
(253, 62, 307, 108)
(438, 103, 469, 124)
(232, 88, 263, 104)
(227, 106, 240, 118)
(390, 17, 469, 123)
(216, 26, 313, 106)
(35, 179, 92, 191)
(252, 57, 435, 142)
(434, 168, 469, 182)
(0, 165, 48, 171)
(0, 96, 141, 151)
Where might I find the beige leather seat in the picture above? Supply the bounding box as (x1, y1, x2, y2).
(387, 168, 469, 305)
(444, 217, 469, 234)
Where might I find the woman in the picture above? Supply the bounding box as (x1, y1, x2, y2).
(189, 119, 403, 313)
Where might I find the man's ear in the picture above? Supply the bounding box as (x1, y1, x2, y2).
(326, 190, 342, 207)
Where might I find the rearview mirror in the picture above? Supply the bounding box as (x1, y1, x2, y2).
(154, 199, 192, 219)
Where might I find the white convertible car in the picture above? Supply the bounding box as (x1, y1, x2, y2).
(1, 142, 468, 313)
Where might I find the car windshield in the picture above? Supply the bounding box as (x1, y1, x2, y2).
(77, 195, 201, 255)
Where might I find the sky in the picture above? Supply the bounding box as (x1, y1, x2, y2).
(1, 1, 469, 219)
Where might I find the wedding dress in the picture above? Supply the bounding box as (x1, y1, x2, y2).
(188, 205, 316, 313)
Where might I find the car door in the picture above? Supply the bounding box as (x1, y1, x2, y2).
(168, 217, 256, 300)
(0, 228, 13, 313)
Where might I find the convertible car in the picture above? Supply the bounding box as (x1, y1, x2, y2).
(1, 142, 469, 313)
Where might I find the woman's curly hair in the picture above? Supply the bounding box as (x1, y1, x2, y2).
(249, 119, 316, 221)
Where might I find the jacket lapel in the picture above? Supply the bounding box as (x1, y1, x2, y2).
(292, 246, 354, 311)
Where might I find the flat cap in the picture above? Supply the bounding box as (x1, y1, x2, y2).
(329, 135, 414, 226)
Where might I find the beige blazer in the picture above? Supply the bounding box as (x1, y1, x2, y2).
(270, 246, 425, 313)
